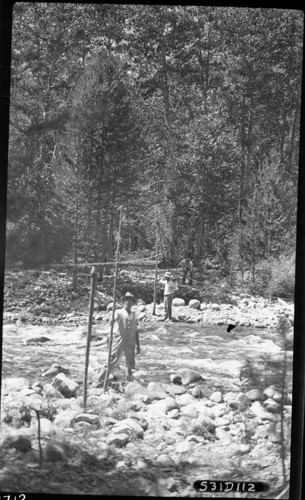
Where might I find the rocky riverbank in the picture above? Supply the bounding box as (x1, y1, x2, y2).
(0, 368, 292, 496)
(2, 267, 295, 330)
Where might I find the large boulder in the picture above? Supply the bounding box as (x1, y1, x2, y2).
(2, 433, 32, 452)
(173, 298, 185, 307)
(147, 397, 179, 415)
(165, 384, 187, 395)
(211, 303, 220, 311)
(209, 391, 223, 403)
(264, 398, 281, 413)
(112, 418, 144, 438)
(175, 393, 197, 406)
(191, 386, 203, 398)
(125, 381, 149, 399)
(74, 413, 100, 425)
(156, 454, 174, 467)
(223, 392, 251, 411)
(25, 335, 51, 345)
(263, 386, 278, 399)
(147, 382, 168, 400)
(3, 377, 30, 393)
(200, 303, 208, 311)
(170, 374, 182, 385)
(127, 413, 148, 431)
(249, 401, 280, 422)
(43, 383, 64, 399)
(189, 299, 200, 309)
(53, 410, 79, 428)
(31, 417, 55, 436)
(176, 368, 203, 385)
(106, 433, 129, 447)
(211, 403, 230, 418)
(246, 389, 264, 401)
(52, 373, 79, 398)
(42, 364, 70, 377)
(180, 404, 198, 418)
(44, 440, 67, 462)
(271, 391, 291, 405)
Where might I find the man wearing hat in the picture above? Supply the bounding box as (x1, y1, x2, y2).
(98, 292, 140, 383)
(160, 272, 177, 322)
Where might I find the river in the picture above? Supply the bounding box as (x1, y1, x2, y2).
(1, 321, 293, 395)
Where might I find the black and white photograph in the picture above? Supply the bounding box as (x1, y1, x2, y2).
(0, 3, 304, 498)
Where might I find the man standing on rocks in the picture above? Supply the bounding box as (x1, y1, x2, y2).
(98, 292, 140, 384)
(177, 253, 194, 285)
(160, 272, 177, 322)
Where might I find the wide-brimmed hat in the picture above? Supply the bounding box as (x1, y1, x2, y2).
(164, 272, 171, 278)
(124, 291, 135, 300)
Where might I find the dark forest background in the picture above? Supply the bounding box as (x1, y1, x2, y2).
(5, 4, 303, 296)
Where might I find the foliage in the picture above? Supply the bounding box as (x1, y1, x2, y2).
(240, 316, 291, 391)
(2, 400, 59, 428)
(248, 254, 295, 298)
(6, 5, 302, 274)
(107, 399, 134, 421)
(191, 421, 216, 441)
(2, 402, 32, 427)
(268, 255, 296, 299)
(240, 358, 267, 391)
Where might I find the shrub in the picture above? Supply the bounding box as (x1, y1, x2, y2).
(249, 254, 295, 298)
(39, 402, 58, 422)
(110, 399, 133, 420)
(268, 256, 295, 298)
(191, 421, 216, 441)
(240, 358, 268, 390)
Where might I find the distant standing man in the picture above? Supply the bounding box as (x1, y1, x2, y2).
(177, 253, 194, 285)
(160, 272, 177, 322)
(98, 292, 140, 384)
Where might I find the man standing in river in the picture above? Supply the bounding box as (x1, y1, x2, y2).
(98, 292, 140, 384)
(160, 272, 177, 322)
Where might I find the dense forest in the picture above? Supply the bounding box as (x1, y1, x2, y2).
(6, 4, 303, 293)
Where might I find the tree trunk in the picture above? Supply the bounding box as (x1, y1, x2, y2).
(245, 101, 253, 197)
(107, 205, 114, 262)
(197, 203, 205, 261)
(239, 89, 247, 222)
(204, 10, 212, 113)
(87, 184, 92, 261)
(73, 182, 79, 290)
(239, 89, 253, 278)
(160, 41, 176, 179)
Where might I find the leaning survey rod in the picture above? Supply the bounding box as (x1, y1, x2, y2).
(104, 205, 123, 390)
(152, 233, 158, 315)
(83, 266, 97, 410)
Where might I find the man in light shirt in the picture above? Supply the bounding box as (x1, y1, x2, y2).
(160, 272, 177, 322)
(98, 292, 140, 384)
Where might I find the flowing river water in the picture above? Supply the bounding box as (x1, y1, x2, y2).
(1, 321, 293, 395)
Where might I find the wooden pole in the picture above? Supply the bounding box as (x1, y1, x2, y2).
(83, 266, 97, 410)
(104, 205, 123, 390)
(153, 233, 158, 315)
